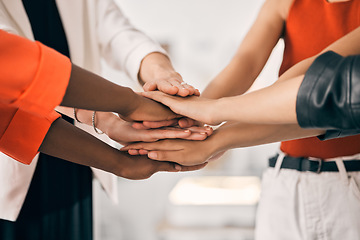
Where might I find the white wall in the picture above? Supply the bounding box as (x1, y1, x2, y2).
(95, 1, 283, 239)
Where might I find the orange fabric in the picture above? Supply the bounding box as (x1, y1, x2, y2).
(0, 30, 72, 164)
(279, 0, 360, 159)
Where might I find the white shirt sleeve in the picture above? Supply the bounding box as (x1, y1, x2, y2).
(96, 0, 168, 82)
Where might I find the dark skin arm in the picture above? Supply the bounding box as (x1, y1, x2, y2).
(39, 64, 206, 179)
(61, 64, 179, 122)
(40, 118, 206, 180)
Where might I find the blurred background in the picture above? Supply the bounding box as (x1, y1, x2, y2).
(95, 0, 284, 239)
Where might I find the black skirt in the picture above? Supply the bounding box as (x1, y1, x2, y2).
(0, 152, 93, 240)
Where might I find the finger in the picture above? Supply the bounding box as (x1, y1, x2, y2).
(142, 119, 178, 129)
(143, 82, 157, 92)
(187, 126, 213, 136)
(138, 149, 149, 155)
(195, 89, 201, 96)
(156, 162, 182, 172)
(145, 129, 191, 141)
(178, 118, 195, 128)
(132, 122, 151, 130)
(148, 150, 178, 162)
(156, 80, 179, 95)
(183, 132, 208, 141)
(141, 91, 175, 107)
(166, 78, 193, 97)
(182, 83, 196, 96)
(121, 140, 181, 151)
(180, 162, 208, 171)
(128, 149, 141, 155)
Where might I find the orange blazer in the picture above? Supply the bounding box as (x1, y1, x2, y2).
(0, 30, 71, 164)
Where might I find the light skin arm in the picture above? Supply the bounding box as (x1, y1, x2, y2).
(202, 0, 290, 98)
(121, 122, 324, 166)
(57, 107, 213, 143)
(140, 26, 360, 125)
(138, 52, 200, 96)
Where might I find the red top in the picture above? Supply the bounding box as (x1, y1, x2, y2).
(279, 0, 360, 159)
(0, 31, 71, 164)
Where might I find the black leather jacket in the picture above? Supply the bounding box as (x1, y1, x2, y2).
(296, 51, 360, 140)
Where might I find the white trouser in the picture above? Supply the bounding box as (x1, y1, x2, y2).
(255, 153, 360, 240)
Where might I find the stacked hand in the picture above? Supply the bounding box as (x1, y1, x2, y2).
(116, 86, 225, 167)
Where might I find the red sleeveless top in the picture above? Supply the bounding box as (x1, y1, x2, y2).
(279, 0, 360, 159)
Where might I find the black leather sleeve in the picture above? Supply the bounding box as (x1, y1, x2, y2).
(296, 51, 360, 140)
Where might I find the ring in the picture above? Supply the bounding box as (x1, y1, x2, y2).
(181, 82, 187, 86)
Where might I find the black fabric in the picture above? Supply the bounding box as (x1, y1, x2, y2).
(22, 0, 70, 58)
(296, 51, 360, 134)
(269, 154, 360, 173)
(0, 1, 93, 240)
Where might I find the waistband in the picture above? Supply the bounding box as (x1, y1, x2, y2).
(269, 153, 360, 173)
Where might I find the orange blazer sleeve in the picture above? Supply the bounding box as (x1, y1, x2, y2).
(0, 30, 72, 165)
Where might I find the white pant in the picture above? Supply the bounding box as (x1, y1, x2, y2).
(255, 154, 360, 240)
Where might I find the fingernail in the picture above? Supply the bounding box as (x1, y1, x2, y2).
(175, 165, 182, 171)
(149, 152, 157, 159)
(184, 130, 191, 133)
(200, 132, 207, 135)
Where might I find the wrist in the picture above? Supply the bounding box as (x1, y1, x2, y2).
(209, 98, 227, 124)
(116, 87, 141, 118)
(138, 52, 175, 84)
(94, 112, 118, 135)
(205, 128, 228, 158)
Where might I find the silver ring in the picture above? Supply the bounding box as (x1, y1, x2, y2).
(181, 82, 187, 86)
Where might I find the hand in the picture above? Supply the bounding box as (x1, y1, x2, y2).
(120, 93, 180, 122)
(96, 113, 213, 144)
(120, 138, 217, 166)
(115, 154, 208, 180)
(140, 91, 222, 125)
(132, 117, 202, 130)
(139, 52, 200, 97)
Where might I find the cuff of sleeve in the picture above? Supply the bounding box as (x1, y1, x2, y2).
(125, 41, 167, 82)
(296, 51, 342, 128)
(0, 110, 60, 165)
(318, 129, 360, 141)
(13, 42, 71, 117)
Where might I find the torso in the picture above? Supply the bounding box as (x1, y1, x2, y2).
(279, 0, 360, 159)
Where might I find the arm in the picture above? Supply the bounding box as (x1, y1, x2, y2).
(296, 51, 360, 130)
(40, 118, 207, 180)
(202, 0, 290, 98)
(57, 108, 213, 143)
(61, 64, 178, 122)
(97, 0, 198, 96)
(140, 27, 360, 126)
(121, 122, 324, 166)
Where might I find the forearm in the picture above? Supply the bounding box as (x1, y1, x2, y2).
(207, 122, 325, 155)
(61, 64, 139, 116)
(39, 118, 122, 176)
(202, 54, 259, 98)
(212, 75, 304, 124)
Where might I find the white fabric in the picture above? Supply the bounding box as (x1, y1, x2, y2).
(255, 154, 360, 240)
(0, 0, 166, 221)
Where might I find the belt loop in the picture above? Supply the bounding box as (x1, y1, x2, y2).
(274, 152, 285, 176)
(335, 159, 349, 184)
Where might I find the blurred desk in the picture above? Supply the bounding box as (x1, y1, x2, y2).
(158, 176, 261, 240)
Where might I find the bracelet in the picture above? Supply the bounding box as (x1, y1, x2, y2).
(73, 108, 82, 123)
(92, 111, 104, 135)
